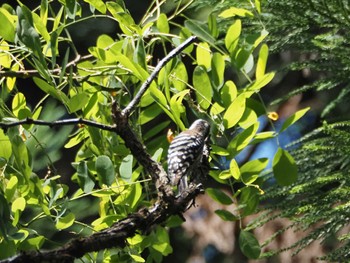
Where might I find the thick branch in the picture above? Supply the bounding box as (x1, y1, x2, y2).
(0, 184, 204, 263)
(0, 118, 116, 132)
(122, 36, 197, 117)
(112, 103, 173, 198)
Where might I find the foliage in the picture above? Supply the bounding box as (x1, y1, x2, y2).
(0, 0, 303, 262)
(247, 122, 350, 261)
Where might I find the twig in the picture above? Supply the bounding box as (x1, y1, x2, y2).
(0, 118, 116, 132)
(0, 54, 92, 79)
(122, 36, 197, 117)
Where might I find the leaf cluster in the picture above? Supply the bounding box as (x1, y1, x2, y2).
(0, 0, 306, 261)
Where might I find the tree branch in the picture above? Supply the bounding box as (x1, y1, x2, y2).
(122, 36, 197, 117)
(0, 184, 204, 263)
(0, 36, 203, 263)
(0, 54, 92, 79)
(0, 118, 116, 132)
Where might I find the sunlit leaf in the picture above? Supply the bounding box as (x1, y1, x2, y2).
(196, 42, 211, 69)
(211, 52, 225, 88)
(223, 94, 246, 129)
(56, 212, 75, 230)
(157, 13, 169, 34)
(240, 158, 268, 184)
(219, 7, 254, 18)
(0, 8, 16, 42)
(256, 44, 268, 79)
(220, 81, 237, 107)
(280, 107, 310, 133)
(193, 65, 212, 110)
(225, 19, 241, 53)
(230, 159, 241, 180)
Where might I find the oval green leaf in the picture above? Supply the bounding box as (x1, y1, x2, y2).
(193, 65, 212, 110)
(272, 148, 298, 186)
(280, 107, 310, 133)
(215, 209, 238, 221)
(239, 231, 261, 259)
(206, 188, 233, 205)
(95, 155, 115, 186)
(223, 94, 246, 129)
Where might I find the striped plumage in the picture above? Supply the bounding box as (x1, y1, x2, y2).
(167, 119, 210, 193)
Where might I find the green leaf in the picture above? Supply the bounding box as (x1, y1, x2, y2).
(240, 186, 259, 216)
(130, 254, 145, 263)
(33, 77, 68, 103)
(234, 48, 252, 70)
(77, 161, 95, 193)
(139, 103, 163, 125)
(239, 108, 258, 129)
(225, 19, 241, 53)
(230, 159, 241, 180)
(215, 209, 238, 221)
(18, 236, 45, 250)
(56, 212, 75, 230)
(251, 131, 276, 144)
(10, 135, 31, 179)
(223, 94, 246, 129)
(32, 12, 50, 42)
(134, 39, 146, 69)
(65, 0, 78, 19)
(0, 41, 11, 68)
(240, 158, 268, 184)
(208, 13, 219, 38)
(211, 52, 225, 88)
(16, 6, 43, 61)
(171, 61, 188, 91)
(280, 107, 310, 133)
(239, 231, 261, 259)
(119, 154, 133, 181)
(196, 42, 211, 69)
(0, 130, 12, 160)
(12, 93, 26, 118)
(84, 0, 106, 14)
(95, 155, 115, 186)
(193, 65, 212, 110)
(170, 90, 189, 131)
(220, 81, 237, 107)
(246, 72, 275, 92)
(157, 13, 169, 34)
(219, 7, 254, 18)
(5, 176, 18, 201)
(206, 188, 233, 205)
(67, 93, 90, 113)
(229, 122, 259, 155)
(211, 145, 230, 156)
(106, 1, 124, 14)
(273, 148, 298, 186)
(256, 44, 268, 79)
(11, 197, 26, 213)
(0, 8, 16, 42)
(184, 20, 216, 46)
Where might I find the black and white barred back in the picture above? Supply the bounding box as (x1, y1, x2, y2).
(167, 119, 210, 193)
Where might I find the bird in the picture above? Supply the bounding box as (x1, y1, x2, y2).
(167, 119, 210, 193)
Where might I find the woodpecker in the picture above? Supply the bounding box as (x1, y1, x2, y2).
(167, 119, 210, 193)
